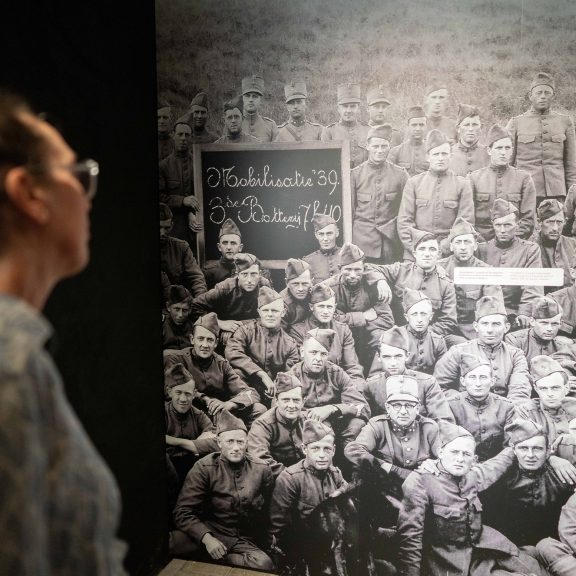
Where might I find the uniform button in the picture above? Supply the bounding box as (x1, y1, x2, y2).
(405, 459, 411, 464)
(407, 447, 413, 451)
(403, 437, 408, 442)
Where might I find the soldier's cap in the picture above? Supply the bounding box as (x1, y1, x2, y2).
(241, 74, 265, 96)
(448, 217, 480, 242)
(285, 258, 311, 282)
(460, 353, 491, 377)
(475, 295, 507, 320)
(505, 418, 546, 446)
(275, 372, 302, 396)
(456, 103, 481, 126)
(402, 288, 431, 313)
(310, 283, 335, 304)
(486, 124, 511, 148)
(234, 253, 260, 272)
(167, 285, 191, 306)
(284, 80, 307, 103)
(216, 409, 247, 435)
(386, 375, 419, 403)
(305, 328, 335, 353)
(165, 363, 195, 391)
(438, 421, 474, 448)
(424, 82, 448, 97)
(409, 227, 437, 251)
(490, 198, 518, 223)
(313, 213, 338, 232)
(302, 419, 334, 445)
(337, 83, 361, 105)
(159, 202, 173, 221)
(532, 296, 562, 320)
(194, 312, 220, 337)
(158, 98, 171, 110)
(537, 199, 564, 222)
(367, 124, 393, 143)
(530, 355, 566, 384)
(425, 129, 449, 152)
(190, 91, 208, 110)
(407, 105, 426, 122)
(379, 325, 409, 353)
(219, 218, 242, 239)
(223, 95, 243, 113)
(338, 243, 365, 267)
(258, 286, 283, 309)
(530, 72, 555, 93)
(366, 85, 391, 106)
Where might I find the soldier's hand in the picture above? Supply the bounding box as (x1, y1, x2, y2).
(376, 280, 392, 303)
(307, 405, 336, 422)
(218, 319, 242, 333)
(202, 533, 227, 560)
(364, 308, 378, 322)
(549, 455, 576, 484)
(207, 398, 224, 416)
(258, 372, 275, 397)
(417, 458, 440, 476)
(188, 212, 203, 233)
(183, 195, 200, 210)
(181, 439, 198, 454)
(515, 314, 531, 329)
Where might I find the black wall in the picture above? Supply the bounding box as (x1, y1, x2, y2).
(2, 3, 167, 575)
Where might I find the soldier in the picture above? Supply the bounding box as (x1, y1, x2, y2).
(477, 198, 544, 327)
(215, 96, 259, 144)
(421, 82, 457, 140)
(434, 295, 531, 402)
(449, 104, 489, 177)
(302, 213, 341, 284)
(549, 263, 576, 339)
(322, 83, 369, 169)
(507, 72, 576, 204)
(239, 74, 278, 142)
(366, 85, 403, 145)
(438, 217, 504, 340)
(447, 354, 514, 461)
(275, 80, 322, 142)
(388, 105, 429, 176)
(397, 129, 474, 259)
(163, 285, 194, 350)
(171, 411, 274, 570)
(351, 124, 409, 263)
(469, 124, 536, 241)
(158, 98, 174, 160)
(176, 91, 218, 143)
(159, 203, 207, 297)
(202, 218, 243, 289)
(280, 258, 313, 329)
(226, 287, 300, 402)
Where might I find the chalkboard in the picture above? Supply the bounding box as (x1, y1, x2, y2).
(193, 141, 351, 268)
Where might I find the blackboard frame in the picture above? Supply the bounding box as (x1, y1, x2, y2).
(193, 141, 352, 269)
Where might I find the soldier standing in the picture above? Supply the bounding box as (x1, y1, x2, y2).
(388, 105, 429, 176)
(275, 80, 322, 142)
(366, 85, 403, 145)
(240, 75, 278, 142)
(203, 218, 243, 289)
(215, 97, 260, 144)
(176, 91, 218, 144)
(421, 82, 457, 140)
(449, 104, 489, 177)
(302, 213, 341, 284)
(158, 99, 174, 160)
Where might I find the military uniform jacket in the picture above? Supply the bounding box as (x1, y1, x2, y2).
(162, 315, 195, 350)
(165, 402, 218, 459)
(321, 120, 370, 168)
(214, 132, 260, 144)
(558, 492, 576, 553)
(174, 453, 274, 548)
(288, 361, 369, 419)
(505, 327, 573, 365)
(448, 392, 515, 461)
(247, 407, 306, 477)
(424, 115, 457, 141)
(434, 339, 531, 402)
(225, 320, 300, 381)
(160, 236, 207, 297)
(449, 141, 490, 177)
(563, 183, 576, 235)
(536, 234, 576, 292)
(203, 257, 236, 290)
(388, 139, 429, 177)
(241, 113, 278, 142)
(403, 325, 447, 374)
(279, 288, 311, 330)
(549, 285, 576, 338)
(275, 118, 323, 142)
(351, 159, 409, 259)
(468, 164, 536, 241)
(397, 169, 474, 255)
(302, 246, 340, 285)
(507, 108, 576, 198)
(477, 237, 544, 316)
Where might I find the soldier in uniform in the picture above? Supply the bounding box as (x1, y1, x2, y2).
(215, 96, 260, 144)
(176, 91, 218, 143)
(477, 198, 544, 328)
(226, 286, 300, 402)
(158, 99, 174, 160)
(507, 72, 576, 204)
(275, 80, 322, 142)
(388, 105, 429, 177)
(438, 217, 504, 340)
(321, 83, 369, 169)
(397, 130, 474, 259)
(163, 285, 194, 350)
(366, 85, 403, 145)
(434, 295, 532, 402)
(171, 411, 274, 570)
(449, 104, 489, 177)
(351, 124, 409, 263)
(240, 75, 278, 142)
(203, 218, 243, 289)
(280, 258, 313, 329)
(421, 82, 457, 141)
(302, 213, 341, 284)
(469, 124, 536, 241)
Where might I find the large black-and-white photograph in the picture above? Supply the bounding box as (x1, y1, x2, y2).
(156, 1, 576, 574)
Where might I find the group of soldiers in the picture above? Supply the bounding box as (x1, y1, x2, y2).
(158, 70, 576, 575)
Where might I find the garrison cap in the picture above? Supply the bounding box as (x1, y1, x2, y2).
(532, 296, 562, 319)
(426, 129, 449, 152)
(386, 375, 419, 402)
(448, 217, 479, 242)
(194, 312, 220, 337)
(159, 202, 173, 221)
(165, 363, 195, 390)
(367, 124, 393, 143)
(219, 218, 242, 238)
(223, 95, 243, 113)
(402, 288, 430, 313)
(216, 410, 247, 434)
(258, 286, 283, 308)
(505, 418, 546, 446)
(338, 243, 365, 267)
(460, 353, 491, 377)
(306, 328, 335, 353)
(285, 258, 311, 282)
(313, 213, 338, 232)
(456, 103, 481, 126)
(407, 105, 426, 122)
(242, 74, 265, 96)
(438, 421, 474, 447)
(490, 198, 518, 222)
(475, 295, 507, 320)
(234, 253, 260, 272)
(310, 284, 335, 304)
(537, 199, 564, 221)
(530, 72, 555, 92)
(409, 227, 437, 251)
(302, 419, 334, 445)
(379, 325, 409, 353)
(275, 372, 302, 395)
(190, 92, 208, 109)
(284, 80, 307, 103)
(530, 355, 566, 383)
(486, 124, 511, 147)
(167, 285, 191, 306)
(367, 85, 391, 106)
(424, 82, 448, 97)
(337, 83, 361, 105)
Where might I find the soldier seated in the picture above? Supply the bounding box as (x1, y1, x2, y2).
(280, 258, 313, 329)
(549, 263, 576, 340)
(203, 218, 243, 290)
(302, 213, 341, 284)
(163, 285, 194, 350)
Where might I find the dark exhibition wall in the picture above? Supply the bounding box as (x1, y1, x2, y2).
(2, 3, 167, 575)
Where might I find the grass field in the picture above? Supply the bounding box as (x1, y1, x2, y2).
(156, 0, 576, 136)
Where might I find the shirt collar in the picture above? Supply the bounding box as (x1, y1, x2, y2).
(0, 293, 52, 349)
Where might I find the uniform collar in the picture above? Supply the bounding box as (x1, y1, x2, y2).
(489, 163, 508, 173)
(408, 325, 428, 339)
(320, 245, 339, 256)
(303, 459, 330, 478)
(289, 117, 306, 127)
(244, 112, 261, 125)
(456, 140, 480, 152)
(219, 256, 236, 269)
(464, 393, 491, 408)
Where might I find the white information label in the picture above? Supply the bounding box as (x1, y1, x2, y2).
(453, 267, 564, 287)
